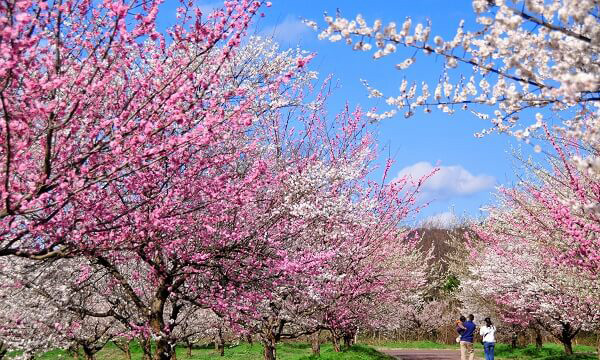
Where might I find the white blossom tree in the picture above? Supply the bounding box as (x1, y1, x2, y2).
(462, 187, 600, 355)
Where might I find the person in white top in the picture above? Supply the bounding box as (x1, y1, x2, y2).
(480, 317, 496, 360)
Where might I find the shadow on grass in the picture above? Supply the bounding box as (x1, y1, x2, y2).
(350, 345, 397, 359)
(282, 343, 312, 350)
(299, 344, 395, 360)
(191, 343, 220, 350)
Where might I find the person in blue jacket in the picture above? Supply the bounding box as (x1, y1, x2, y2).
(458, 314, 476, 360)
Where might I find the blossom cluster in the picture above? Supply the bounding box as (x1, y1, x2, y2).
(312, 0, 600, 176)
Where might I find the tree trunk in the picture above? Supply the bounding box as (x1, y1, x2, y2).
(511, 325, 518, 349)
(153, 337, 174, 360)
(331, 331, 341, 352)
(0, 340, 8, 360)
(215, 326, 225, 356)
(562, 337, 573, 356)
(115, 339, 132, 360)
(343, 332, 354, 349)
(140, 337, 153, 360)
(559, 323, 575, 356)
(67, 345, 80, 360)
(262, 337, 277, 360)
(534, 328, 543, 350)
(186, 341, 193, 358)
(246, 334, 253, 346)
(150, 294, 175, 360)
(596, 332, 600, 360)
(82, 346, 96, 360)
(311, 331, 321, 356)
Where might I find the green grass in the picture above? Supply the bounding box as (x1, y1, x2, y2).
(9, 342, 394, 360)
(493, 343, 597, 360)
(13, 341, 597, 360)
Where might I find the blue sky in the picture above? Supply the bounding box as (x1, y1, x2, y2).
(160, 1, 537, 226)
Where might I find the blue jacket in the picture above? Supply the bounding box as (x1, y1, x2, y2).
(460, 321, 476, 343)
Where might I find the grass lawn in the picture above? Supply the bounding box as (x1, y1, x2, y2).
(493, 343, 597, 360)
(13, 342, 394, 360)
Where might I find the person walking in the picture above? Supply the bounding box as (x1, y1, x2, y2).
(458, 314, 476, 360)
(480, 317, 496, 360)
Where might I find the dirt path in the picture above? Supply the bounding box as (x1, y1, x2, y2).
(379, 348, 467, 360)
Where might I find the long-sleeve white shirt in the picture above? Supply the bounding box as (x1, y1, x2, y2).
(480, 325, 496, 343)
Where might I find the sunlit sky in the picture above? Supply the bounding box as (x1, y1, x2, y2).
(159, 1, 543, 226)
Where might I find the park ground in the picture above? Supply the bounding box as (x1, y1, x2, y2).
(20, 341, 598, 360)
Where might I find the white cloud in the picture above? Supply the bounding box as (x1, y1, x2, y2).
(260, 16, 311, 45)
(421, 211, 459, 228)
(396, 161, 495, 198)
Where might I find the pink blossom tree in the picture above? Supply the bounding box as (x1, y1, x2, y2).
(0, 1, 335, 359)
(0, 0, 280, 258)
(0, 3, 435, 360)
